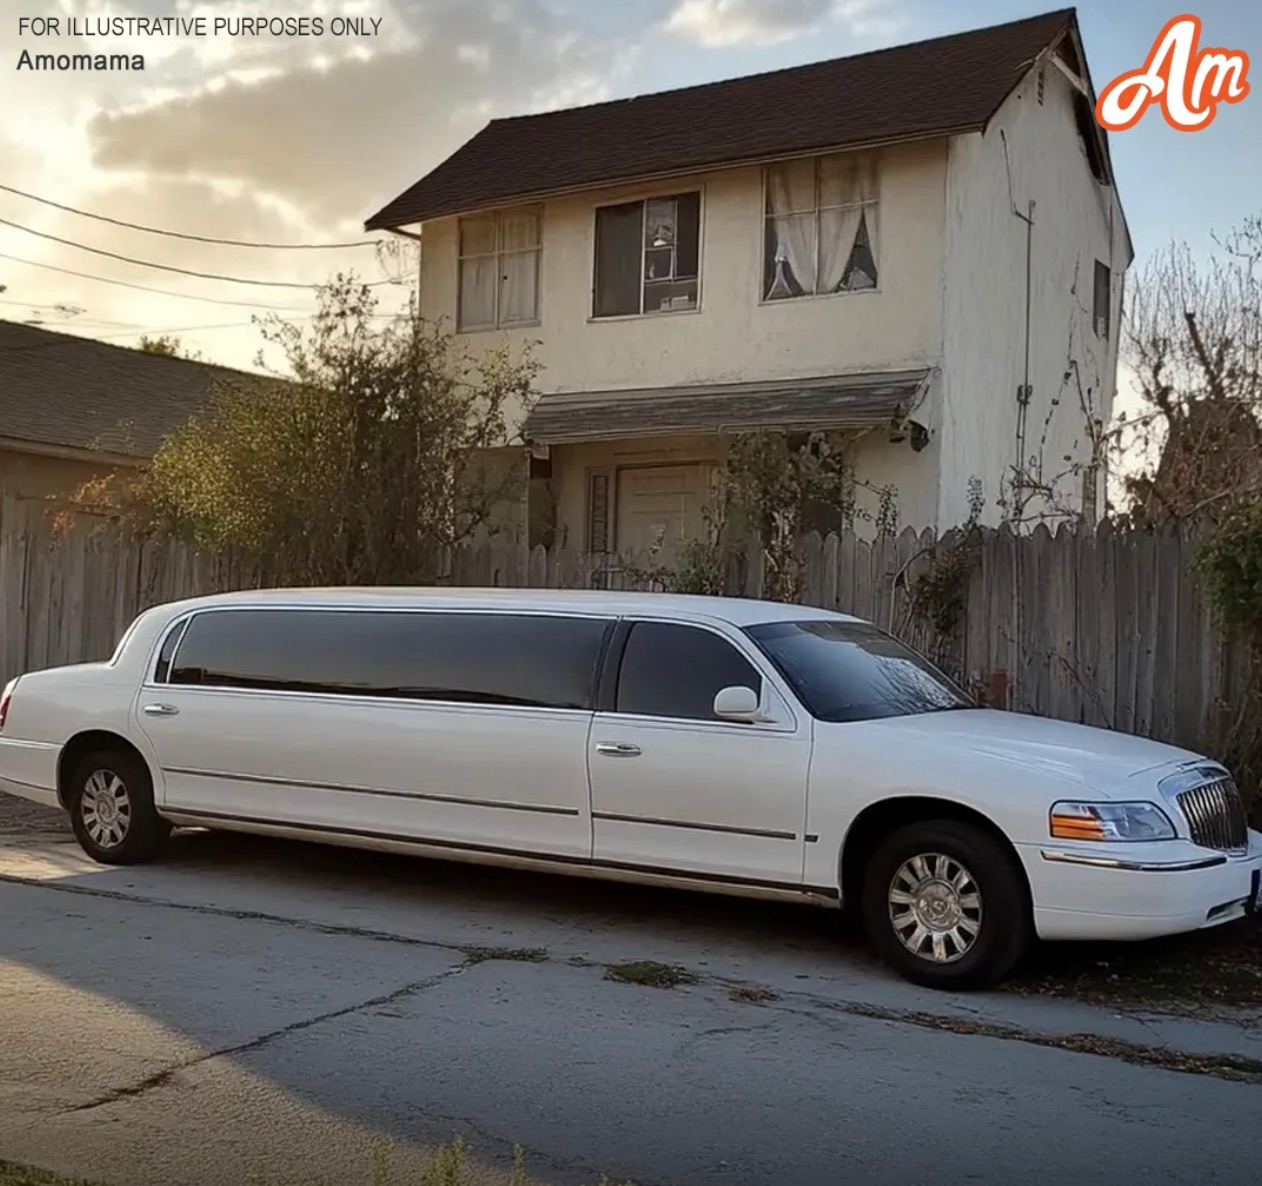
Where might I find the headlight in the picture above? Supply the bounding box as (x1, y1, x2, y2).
(1049, 801, 1176, 842)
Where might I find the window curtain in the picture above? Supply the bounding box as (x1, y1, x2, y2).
(498, 211, 540, 324)
(766, 158, 817, 297)
(818, 156, 862, 293)
(854, 154, 880, 286)
(864, 178, 880, 279)
(499, 252, 538, 323)
(458, 216, 498, 328)
(818, 154, 879, 292)
(459, 257, 497, 328)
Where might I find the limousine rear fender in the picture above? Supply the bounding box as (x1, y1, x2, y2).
(0, 664, 136, 747)
(55, 729, 154, 810)
(0, 664, 151, 809)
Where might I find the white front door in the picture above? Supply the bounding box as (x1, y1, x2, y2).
(136, 607, 605, 862)
(615, 464, 711, 566)
(588, 619, 811, 889)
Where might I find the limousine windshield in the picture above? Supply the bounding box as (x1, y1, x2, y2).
(744, 620, 974, 722)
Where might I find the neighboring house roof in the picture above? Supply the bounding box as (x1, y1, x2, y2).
(0, 320, 254, 460)
(367, 8, 1078, 231)
(523, 369, 932, 445)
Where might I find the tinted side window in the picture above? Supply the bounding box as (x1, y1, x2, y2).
(170, 610, 611, 710)
(153, 619, 189, 683)
(616, 622, 761, 721)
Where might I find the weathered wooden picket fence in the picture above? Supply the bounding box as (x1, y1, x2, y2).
(0, 496, 1252, 774)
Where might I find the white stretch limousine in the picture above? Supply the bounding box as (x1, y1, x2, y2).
(1, 588, 1259, 988)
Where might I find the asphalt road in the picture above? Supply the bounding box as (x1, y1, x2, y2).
(1, 802, 1260, 1186)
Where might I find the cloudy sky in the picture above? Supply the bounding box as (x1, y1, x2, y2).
(0, 0, 1258, 373)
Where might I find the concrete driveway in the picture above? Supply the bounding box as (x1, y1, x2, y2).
(1, 800, 1260, 1186)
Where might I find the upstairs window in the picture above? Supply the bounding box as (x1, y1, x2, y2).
(763, 152, 879, 301)
(1093, 259, 1111, 339)
(458, 206, 542, 331)
(593, 192, 701, 318)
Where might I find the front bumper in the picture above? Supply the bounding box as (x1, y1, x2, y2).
(1018, 829, 1262, 941)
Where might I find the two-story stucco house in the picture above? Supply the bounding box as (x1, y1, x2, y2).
(366, 7, 1131, 561)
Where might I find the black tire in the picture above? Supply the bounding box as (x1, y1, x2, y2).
(861, 819, 1031, 990)
(67, 747, 170, 866)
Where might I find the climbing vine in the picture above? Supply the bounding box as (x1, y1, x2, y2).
(727, 428, 898, 600)
(620, 429, 898, 601)
(1194, 499, 1262, 821)
(907, 477, 985, 638)
(1195, 500, 1262, 634)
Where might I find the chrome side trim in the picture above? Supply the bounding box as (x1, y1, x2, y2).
(139, 682, 597, 720)
(162, 766, 581, 817)
(1040, 848, 1229, 872)
(159, 807, 839, 903)
(592, 810, 797, 841)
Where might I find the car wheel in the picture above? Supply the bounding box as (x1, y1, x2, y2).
(861, 819, 1031, 990)
(67, 748, 170, 866)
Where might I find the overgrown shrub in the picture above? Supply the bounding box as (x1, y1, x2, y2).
(58, 277, 538, 588)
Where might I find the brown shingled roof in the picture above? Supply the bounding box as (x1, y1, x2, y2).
(0, 320, 258, 459)
(366, 8, 1077, 231)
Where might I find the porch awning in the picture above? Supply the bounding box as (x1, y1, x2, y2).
(522, 368, 933, 446)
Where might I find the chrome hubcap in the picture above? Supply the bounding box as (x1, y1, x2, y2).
(81, 769, 132, 849)
(889, 853, 982, 964)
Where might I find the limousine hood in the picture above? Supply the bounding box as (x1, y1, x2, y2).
(842, 709, 1204, 795)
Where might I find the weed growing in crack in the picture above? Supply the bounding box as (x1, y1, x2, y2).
(373, 1139, 396, 1186)
(727, 984, 780, 1005)
(369, 1137, 635, 1186)
(604, 960, 699, 989)
(461, 946, 549, 965)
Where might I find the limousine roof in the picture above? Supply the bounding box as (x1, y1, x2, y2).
(160, 587, 863, 629)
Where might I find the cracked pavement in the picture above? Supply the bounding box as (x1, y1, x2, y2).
(1, 805, 1261, 1185)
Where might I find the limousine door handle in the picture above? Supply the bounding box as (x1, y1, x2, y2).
(142, 703, 180, 717)
(595, 742, 642, 758)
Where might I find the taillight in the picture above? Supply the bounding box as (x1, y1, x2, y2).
(0, 678, 16, 731)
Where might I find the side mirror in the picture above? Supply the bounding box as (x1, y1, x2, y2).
(713, 684, 761, 722)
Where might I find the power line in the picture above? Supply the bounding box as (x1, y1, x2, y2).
(0, 252, 318, 311)
(11, 318, 146, 331)
(0, 311, 416, 357)
(0, 297, 82, 310)
(0, 214, 403, 289)
(0, 298, 147, 330)
(0, 321, 275, 359)
(0, 183, 381, 250)
(97, 321, 264, 339)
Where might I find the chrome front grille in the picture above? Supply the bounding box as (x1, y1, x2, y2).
(1177, 777, 1249, 852)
